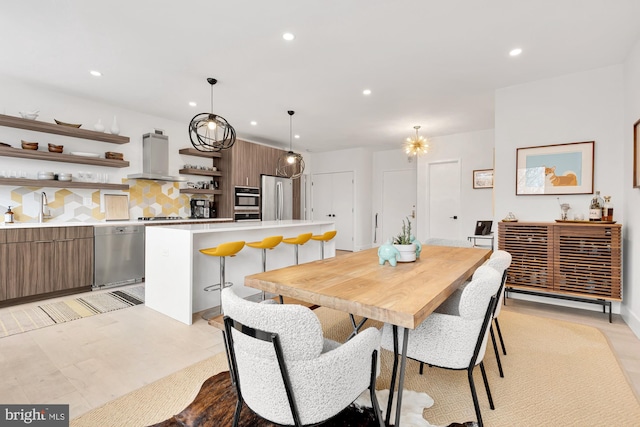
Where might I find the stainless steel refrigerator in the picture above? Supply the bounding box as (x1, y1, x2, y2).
(261, 175, 293, 221)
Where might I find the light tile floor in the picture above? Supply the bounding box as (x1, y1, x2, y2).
(0, 285, 638, 420)
(0, 286, 225, 418)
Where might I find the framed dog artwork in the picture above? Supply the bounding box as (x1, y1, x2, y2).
(516, 141, 594, 195)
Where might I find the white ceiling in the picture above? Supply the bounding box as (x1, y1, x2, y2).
(1, 0, 639, 153)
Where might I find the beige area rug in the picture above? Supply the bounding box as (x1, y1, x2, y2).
(0, 285, 145, 338)
(71, 308, 640, 427)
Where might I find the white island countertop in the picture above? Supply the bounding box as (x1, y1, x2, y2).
(145, 220, 336, 324)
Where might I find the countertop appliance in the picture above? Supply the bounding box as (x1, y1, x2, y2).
(94, 225, 145, 289)
(191, 199, 212, 219)
(261, 175, 293, 221)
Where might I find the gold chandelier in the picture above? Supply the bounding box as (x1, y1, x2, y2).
(404, 125, 429, 156)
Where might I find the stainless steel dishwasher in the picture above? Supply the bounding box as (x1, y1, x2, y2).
(93, 225, 145, 289)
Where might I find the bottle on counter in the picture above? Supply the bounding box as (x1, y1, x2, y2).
(602, 196, 614, 222)
(4, 206, 14, 223)
(589, 191, 603, 221)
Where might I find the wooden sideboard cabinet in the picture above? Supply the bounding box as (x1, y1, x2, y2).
(1, 226, 93, 306)
(498, 222, 621, 320)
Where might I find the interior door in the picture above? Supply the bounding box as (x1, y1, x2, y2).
(331, 172, 354, 251)
(428, 160, 461, 239)
(311, 172, 354, 251)
(381, 169, 417, 245)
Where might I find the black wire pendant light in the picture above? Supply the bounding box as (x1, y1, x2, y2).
(276, 110, 305, 179)
(189, 77, 236, 152)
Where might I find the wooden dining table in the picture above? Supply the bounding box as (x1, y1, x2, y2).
(245, 244, 492, 426)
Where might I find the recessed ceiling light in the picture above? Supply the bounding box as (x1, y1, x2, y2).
(282, 32, 295, 41)
(363, 89, 372, 95)
(188, 101, 197, 107)
(294, 134, 300, 139)
(509, 48, 522, 57)
(250, 121, 257, 126)
(89, 70, 102, 77)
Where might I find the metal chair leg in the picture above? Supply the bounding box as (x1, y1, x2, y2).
(479, 361, 495, 410)
(468, 367, 484, 427)
(490, 325, 504, 378)
(495, 318, 507, 355)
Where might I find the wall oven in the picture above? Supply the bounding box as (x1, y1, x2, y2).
(235, 186, 260, 210)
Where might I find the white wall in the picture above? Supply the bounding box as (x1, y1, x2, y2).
(494, 65, 627, 317)
(416, 129, 495, 242)
(0, 74, 193, 185)
(495, 66, 625, 223)
(623, 39, 640, 337)
(309, 148, 373, 251)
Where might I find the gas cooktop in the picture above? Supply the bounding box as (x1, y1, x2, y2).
(137, 216, 185, 221)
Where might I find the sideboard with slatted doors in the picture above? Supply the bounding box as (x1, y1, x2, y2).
(498, 222, 621, 322)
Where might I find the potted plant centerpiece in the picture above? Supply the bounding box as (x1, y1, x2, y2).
(393, 217, 417, 262)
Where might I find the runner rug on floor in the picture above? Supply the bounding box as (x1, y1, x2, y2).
(0, 285, 145, 338)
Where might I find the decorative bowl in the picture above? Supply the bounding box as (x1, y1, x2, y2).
(21, 140, 39, 150)
(57, 173, 72, 182)
(54, 119, 82, 128)
(19, 110, 39, 120)
(48, 143, 64, 153)
(105, 151, 124, 160)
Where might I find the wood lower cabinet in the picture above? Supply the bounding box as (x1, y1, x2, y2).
(1, 226, 93, 305)
(498, 222, 621, 301)
(0, 230, 6, 300)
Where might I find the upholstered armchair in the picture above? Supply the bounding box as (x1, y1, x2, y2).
(221, 288, 384, 427)
(381, 265, 502, 427)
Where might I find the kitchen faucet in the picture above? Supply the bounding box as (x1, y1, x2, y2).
(39, 192, 51, 223)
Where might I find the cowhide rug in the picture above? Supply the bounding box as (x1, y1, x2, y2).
(148, 371, 474, 427)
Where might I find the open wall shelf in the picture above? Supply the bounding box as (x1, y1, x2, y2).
(0, 114, 130, 144)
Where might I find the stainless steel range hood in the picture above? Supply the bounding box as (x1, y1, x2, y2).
(127, 132, 186, 182)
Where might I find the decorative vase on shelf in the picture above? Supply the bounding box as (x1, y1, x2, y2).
(94, 118, 105, 132)
(110, 116, 120, 135)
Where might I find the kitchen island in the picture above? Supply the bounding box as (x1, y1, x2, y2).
(145, 220, 336, 324)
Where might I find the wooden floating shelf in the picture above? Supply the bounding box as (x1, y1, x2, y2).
(0, 177, 128, 190)
(0, 114, 130, 144)
(178, 148, 222, 158)
(178, 168, 222, 177)
(179, 189, 223, 195)
(0, 147, 130, 168)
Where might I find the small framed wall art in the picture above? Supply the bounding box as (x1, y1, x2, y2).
(634, 118, 640, 188)
(473, 169, 494, 189)
(516, 141, 594, 195)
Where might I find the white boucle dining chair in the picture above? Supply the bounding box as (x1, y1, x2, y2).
(381, 265, 502, 427)
(221, 287, 385, 427)
(432, 250, 512, 378)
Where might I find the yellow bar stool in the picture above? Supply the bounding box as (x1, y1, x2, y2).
(311, 230, 337, 259)
(246, 235, 283, 300)
(199, 240, 245, 320)
(282, 232, 313, 265)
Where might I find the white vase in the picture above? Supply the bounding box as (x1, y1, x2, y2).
(394, 243, 417, 262)
(110, 116, 120, 135)
(94, 118, 105, 132)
